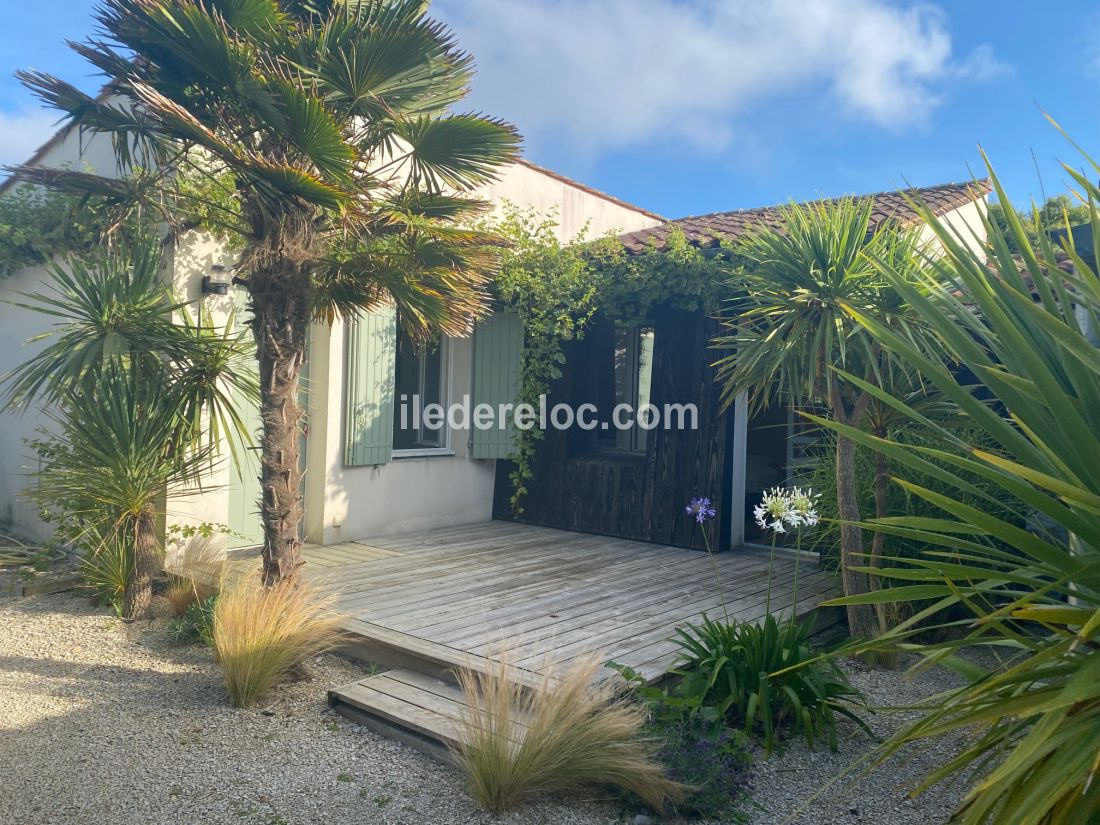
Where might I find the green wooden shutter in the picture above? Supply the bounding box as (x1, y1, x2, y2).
(471, 310, 524, 459)
(344, 306, 396, 466)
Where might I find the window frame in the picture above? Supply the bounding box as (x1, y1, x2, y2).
(593, 322, 656, 456)
(392, 333, 453, 457)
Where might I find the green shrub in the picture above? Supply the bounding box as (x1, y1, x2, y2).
(168, 594, 218, 646)
(803, 425, 1021, 569)
(672, 614, 867, 754)
(79, 531, 134, 616)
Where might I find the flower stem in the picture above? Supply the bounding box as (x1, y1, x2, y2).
(765, 530, 777, 616)
(700, 525, 729, 622)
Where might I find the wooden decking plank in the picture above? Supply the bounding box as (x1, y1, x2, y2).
(334, 682, 464, 746)
(339, 618, 548, 691)
(584, 574, 839, 679)
(460, 552, 787, 655)
(344, 543, 667, 623)
(317, 529, 609, 595)
(440, 550, 780, 649)
(332, 534, 643, 615)
(512, 566, 831, 670)
(408, 546, 735, 637)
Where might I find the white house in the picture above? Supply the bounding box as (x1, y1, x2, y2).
(0, 118, 993, 553)
(0, 123, 663, 548)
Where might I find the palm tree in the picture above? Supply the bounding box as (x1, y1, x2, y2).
(713, 198, 938, 640)
(12, 0, 520, 584)
(6, 244, 257, 618)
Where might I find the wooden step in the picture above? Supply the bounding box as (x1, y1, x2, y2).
(334, 618, 551, 691)
(330, 667, 533, 763)
(330, 669, 466, 762)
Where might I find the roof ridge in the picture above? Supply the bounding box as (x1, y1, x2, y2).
(513, 157, 665, 221)
(668, 178, 992, 223)
(618, 178, 992, 255)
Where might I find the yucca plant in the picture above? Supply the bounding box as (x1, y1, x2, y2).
(33, 363, 216, 619)
(815, 132, 1100, 824)
(8, 244, 256, 618)
(673, 613, 866, 755)
(714, 201, 942, 639)
(15, 0, 520, 585)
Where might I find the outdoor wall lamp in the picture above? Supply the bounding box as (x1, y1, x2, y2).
(202, 263, 231, 295)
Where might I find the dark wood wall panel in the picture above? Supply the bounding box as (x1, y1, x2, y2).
(493, 306, 731, 551)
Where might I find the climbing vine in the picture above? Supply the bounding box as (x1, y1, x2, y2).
(489, 206, 732, 511)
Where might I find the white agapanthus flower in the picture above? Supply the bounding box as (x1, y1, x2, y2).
(787, 486, 821, 528)
(754, 486, 792, 533)
(754, 486, 820, 533)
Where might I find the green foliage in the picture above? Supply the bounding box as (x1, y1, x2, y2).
(168, 593, 218, 646)
(986, 193, 1091, 254)
(817, 134, 1100, 823)
(608, 665, 751, 820)
(671, 614, 867, 755)
(643, 705, 750, 821)
(488, 207, 600, 511)
(0, 186, 110, 277)
(713, 197, 934, 414)
(0, 165, 247, 278)
(79, 529, 134, 615)
(489, 207, 728, 510)
(6, 243, 255, 618)
(18, 0, 520, 339)
(803, 426, 1022, 569)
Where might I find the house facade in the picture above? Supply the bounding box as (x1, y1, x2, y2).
(0, 124, 663, 548)
(494, 184, 992, 551)
(0, 121, 991, 554)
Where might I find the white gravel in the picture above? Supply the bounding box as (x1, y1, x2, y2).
(0, 592, 973, 825)
(745, 655, 975, 825)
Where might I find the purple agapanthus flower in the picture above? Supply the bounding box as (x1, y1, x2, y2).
(686, 497, 716, 524)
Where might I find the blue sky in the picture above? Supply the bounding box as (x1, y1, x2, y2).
(1, 1, 1097, 219)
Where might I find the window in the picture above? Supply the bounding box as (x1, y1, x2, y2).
(392, 330, 447, 451)
(594, 323, 655, 453)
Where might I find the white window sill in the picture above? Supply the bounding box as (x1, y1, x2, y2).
(392, 448, 456, 460)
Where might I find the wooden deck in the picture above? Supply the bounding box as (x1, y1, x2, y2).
(302, 521, 838, 680)
(298, 521, 839, 758)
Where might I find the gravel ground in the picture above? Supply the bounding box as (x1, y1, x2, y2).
(746, 655, 975, 825)
(1, 592, 973, 825)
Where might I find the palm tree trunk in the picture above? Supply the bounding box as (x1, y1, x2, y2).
(830, 383, 878, 640)
(871, 447, 893, 635)
(835, 431, 876, 638)
(123, 504, 159, 620)
(251, 267, 311, 586)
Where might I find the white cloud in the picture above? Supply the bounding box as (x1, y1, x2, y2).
(437, 0, 1006, 157)
(0, 108, 61, 169)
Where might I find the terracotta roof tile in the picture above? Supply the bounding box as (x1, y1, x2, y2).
(617, 179, 993, 254)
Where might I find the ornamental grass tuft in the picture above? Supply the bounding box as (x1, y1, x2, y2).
(212, 578, 341, 708)
(452, 654, 685, 814)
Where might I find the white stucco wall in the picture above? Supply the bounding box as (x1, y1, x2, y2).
(920, 197, 989, 260)
(0, 126, 124, 539)
(163, 231, 242, 535)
